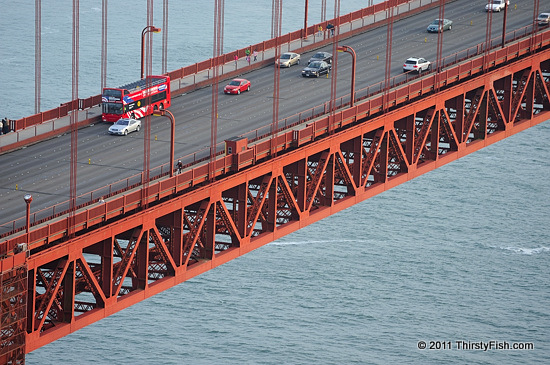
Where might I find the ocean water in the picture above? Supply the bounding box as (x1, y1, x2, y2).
(0, 0, 548, 364)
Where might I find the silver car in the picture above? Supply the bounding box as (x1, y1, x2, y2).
(108, 118, 141, 135)
(276, 52, 301, 67)
(426, 18, 452, 33)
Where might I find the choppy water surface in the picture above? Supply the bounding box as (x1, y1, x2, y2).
(0, 0, 548, 364)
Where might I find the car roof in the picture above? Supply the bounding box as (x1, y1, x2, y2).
(406, 57, 423, 61)
(232, 78, 247, 82)
(282, 52, 297, 55)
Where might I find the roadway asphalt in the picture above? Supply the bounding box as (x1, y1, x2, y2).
(0, 0, 540, 232)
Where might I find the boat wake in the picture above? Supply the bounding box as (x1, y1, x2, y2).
(499, 246, 550, 255)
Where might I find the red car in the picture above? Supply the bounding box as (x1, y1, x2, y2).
(224, 78, 251, 94)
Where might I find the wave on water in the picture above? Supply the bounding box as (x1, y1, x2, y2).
(268, 239, 358, 246)
(499, 246, 550, 255)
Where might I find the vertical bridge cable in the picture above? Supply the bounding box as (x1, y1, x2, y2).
(531, 0, 540, 52)
(303, 0, 308, 39)
(383, 0, 394, 113)
(328, 0, 340, 135)
(162, 0, 168, 75)
(484, 0, 493, 71)
(101, 0, 107, 91)
(35, 0, 41, 114)
(271, 0, 282, 157)
(142, 0, 154, 208)
(321, 0, 327, 23)
(69, 0, 79, 237)
(435, 0, 446, 93)
(210, 0, 224, 181)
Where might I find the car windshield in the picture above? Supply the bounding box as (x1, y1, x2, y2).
(309, 61, 322, 68)
(540, 14, 549, 19)
(229, 80, 240, 86)
(431, 19, 441, 25)
(313, 53, 324, 58)
(405, 60, 417, 65)
(281, 54, 291, 59)
(116, 120, 129, 126)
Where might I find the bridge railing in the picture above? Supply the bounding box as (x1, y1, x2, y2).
(2, 28, 549, 255)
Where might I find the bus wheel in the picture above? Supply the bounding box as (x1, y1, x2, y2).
(131, 113, 136, 119)
(159, 103, 164, 110)
(154, 105, 158, 111)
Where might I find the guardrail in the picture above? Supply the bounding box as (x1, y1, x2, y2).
(2, 28, 549, 255)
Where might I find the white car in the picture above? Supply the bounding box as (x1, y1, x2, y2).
(485, 0, 506, 12)
(537, 13, 550, 26)
(108, 118, 141, 135)
(276, 52, 301, 67)
(403, 57, 431, 74)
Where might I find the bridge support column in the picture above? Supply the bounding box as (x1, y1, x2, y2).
(204, 205, 216, 260)
(101, 237, 114, 298)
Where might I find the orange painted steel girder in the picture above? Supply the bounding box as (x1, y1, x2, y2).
(0, 262, 27, 364)
(18, 48, 550, 353)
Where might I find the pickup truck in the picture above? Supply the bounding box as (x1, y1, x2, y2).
(485, 0, 506, 12)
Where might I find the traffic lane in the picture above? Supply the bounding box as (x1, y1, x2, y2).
(333, 3, 537, 86)
(0, 125, 149, 226)
(0, 0, 540, 226)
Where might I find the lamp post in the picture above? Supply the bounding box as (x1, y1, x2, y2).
(24, 193, 32, 245)
(152, 109, 175, 177)
(141, 25, 161, 79)
(337, 45, 356, 107)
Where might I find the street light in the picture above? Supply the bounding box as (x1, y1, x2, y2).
(24, 193, 32, 247)
(152, 109, 176, 177)
(141, 25, 161, 79)
(337, 45, 357, 108)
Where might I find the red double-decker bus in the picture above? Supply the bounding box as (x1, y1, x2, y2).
(101, 75, 171, 122)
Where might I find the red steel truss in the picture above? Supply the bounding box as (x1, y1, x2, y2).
(1, 36, 550, 355)
(0, 257, 27, 364)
